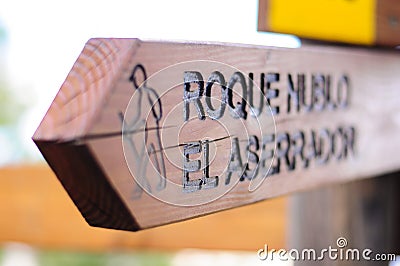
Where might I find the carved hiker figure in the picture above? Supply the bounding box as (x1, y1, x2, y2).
(120, 64, 167, 198)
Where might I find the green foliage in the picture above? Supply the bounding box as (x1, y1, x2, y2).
(0, 82, 25, 125)
(0, 21, 5, 43)
(0, 27, 5, 42)
(40, 251, 104, 266)
(0, 24, 22, 126)
(38, 250, 172, 266)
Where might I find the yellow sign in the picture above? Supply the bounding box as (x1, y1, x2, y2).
(266, 0, 376, 45)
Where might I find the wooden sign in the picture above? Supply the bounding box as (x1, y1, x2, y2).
(33, 38, 400, 231)
(258, 0, 400, 47)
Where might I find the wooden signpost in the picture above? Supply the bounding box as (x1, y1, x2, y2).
(33, 38, 400, 231)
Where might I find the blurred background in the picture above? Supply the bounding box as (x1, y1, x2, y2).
(0, 0, 300, 265)
(0, 0, 300, 166)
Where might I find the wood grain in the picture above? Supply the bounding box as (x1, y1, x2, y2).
(35, 141, 139, 230)
(33, 38, 400, 230)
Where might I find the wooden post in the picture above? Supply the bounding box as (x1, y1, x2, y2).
(289, 172, 400, 265)
(257, 1, 400, 263)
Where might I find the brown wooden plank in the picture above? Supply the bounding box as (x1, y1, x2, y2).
(0, 165, 286, 251)
(33, 38, 400, 230)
